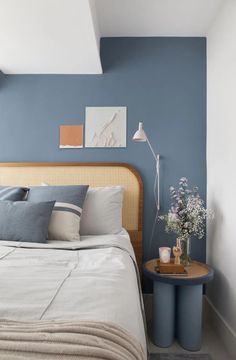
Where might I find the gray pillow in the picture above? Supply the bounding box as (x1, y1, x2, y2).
(0, 201, 55, 243)
(27, 185, 89, 241)
(0, 186, 28, 201)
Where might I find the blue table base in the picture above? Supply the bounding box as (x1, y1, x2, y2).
(153, 282, 203, 351)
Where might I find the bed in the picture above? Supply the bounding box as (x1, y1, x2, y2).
(0, 163, 146, 360)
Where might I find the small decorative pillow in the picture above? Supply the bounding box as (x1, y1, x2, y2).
(80, 186, 124, 235)
(0, 186, 28, 201)
(27, 185, 89, 241)
(0, 201, 55, 243)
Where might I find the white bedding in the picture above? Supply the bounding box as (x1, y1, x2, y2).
(0, 230, 146, 356)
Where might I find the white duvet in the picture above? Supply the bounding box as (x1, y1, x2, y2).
(0, 230, 146, 356)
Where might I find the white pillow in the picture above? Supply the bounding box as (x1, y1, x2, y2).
(80, 186, 124, 235)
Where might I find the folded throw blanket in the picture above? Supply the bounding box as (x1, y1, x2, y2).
(0, 320, 145, 360)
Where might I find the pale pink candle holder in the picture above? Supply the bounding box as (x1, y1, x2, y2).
(159, 247, 171, 263)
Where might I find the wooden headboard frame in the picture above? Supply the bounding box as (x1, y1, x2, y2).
(0, 162, 143, 271)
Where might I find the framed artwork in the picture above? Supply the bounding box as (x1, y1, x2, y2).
(59, 125, 83, 148)
(85, 106, 127, 148)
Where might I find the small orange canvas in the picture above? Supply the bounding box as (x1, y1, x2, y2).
(60, 125, 83, 148)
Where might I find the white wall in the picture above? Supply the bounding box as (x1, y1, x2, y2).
(0, 0, 102, 74)
(207, 0, 236, 348)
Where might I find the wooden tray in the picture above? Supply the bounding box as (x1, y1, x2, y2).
(156, 259, 186, 274)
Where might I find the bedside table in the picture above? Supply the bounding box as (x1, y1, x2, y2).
(143, 259, 214, 351)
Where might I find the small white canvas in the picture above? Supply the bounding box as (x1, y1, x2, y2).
(85, 107, 127, 148)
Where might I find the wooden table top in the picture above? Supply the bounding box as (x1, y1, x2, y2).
(143, 259, 214, 286)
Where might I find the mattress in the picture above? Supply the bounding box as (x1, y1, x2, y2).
(0, 229, 147, 357)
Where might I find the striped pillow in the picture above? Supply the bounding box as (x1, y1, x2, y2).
(0, 186, 28, 201)
(27, 185, 89, 241)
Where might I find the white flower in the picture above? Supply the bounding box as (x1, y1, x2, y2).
(168, 213, 176, 221)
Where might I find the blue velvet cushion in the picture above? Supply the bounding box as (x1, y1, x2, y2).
(0, 186, 28, 201)
(0, 201, 55, 243)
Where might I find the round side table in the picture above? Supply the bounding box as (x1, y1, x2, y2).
(143, 259, 214, 351)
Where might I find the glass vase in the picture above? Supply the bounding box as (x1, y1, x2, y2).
(179, 236, 191, 266)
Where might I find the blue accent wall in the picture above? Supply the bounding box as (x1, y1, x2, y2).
(0, 37, 206, 264)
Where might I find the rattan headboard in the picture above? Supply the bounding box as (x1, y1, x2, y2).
(0, 162, 143, 270)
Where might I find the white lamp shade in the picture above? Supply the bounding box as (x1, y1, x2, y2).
(132, 122, 147, 142)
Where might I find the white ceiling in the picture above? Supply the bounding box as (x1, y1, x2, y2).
(0, 0, 224, 74)
(96, 0, 224, 37)
(0, 0, 102, 74)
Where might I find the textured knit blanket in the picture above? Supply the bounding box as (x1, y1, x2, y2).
(0, 320, 145, 360)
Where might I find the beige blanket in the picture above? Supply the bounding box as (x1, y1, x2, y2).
(0, 320, 145, 360)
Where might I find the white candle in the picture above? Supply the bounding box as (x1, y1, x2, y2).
(159, 247, 171, 263)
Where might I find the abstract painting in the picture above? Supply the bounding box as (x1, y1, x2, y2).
(59, 125, 83, 148)
(85, 107, 127, 148)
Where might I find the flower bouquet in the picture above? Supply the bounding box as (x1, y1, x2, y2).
(159, 177, 211, 266)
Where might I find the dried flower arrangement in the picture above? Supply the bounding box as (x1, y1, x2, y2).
(159, 177, 212, 265)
